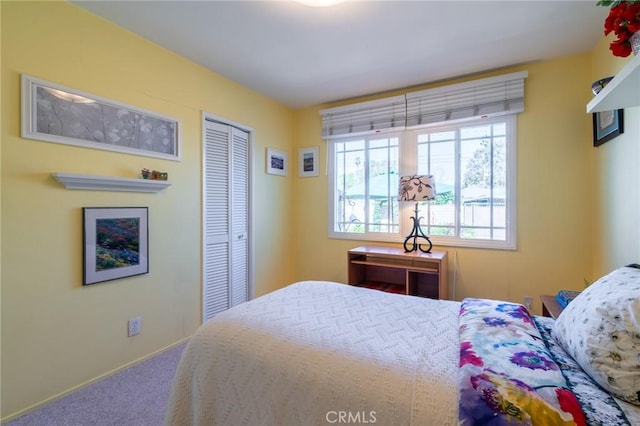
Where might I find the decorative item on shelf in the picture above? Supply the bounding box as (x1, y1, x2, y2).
(632, 30, 640, 55)
(591, 76, 615, 95)
(598, 0, 640, 57)
(141, 168, 168, 180)
(398, 174, 436, 253)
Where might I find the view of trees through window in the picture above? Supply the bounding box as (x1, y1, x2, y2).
(331, 116, 513, 248)
(334, 136, 399, 234)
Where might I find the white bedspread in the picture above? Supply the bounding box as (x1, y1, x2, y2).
(165, 281, 461, 426)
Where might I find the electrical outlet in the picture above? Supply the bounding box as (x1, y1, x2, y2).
(523, 296, 533, 311)
(128, 316, 141, 337)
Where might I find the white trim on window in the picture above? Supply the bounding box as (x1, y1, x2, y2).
(327, 115, 517, 250)
(323, 72, 525, 250)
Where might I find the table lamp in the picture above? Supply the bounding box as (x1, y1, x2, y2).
(398, 174, 436, 253)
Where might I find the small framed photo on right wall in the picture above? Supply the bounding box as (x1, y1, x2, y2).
(593, 109, 624, 147)
(298, 146, 319, 177)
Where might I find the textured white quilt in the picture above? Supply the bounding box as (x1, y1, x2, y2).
(165, 281, 460, 426)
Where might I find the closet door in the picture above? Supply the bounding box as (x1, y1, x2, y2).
(230, 129, 249, 308)
(203, 119, 250, 322)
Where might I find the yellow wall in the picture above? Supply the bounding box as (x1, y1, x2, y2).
(293, 55, 596, 308)
(590, 36, 639, 278)
(1, 1, 294, 419)
(3, 0, 639, 421)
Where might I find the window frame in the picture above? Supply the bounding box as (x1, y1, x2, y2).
(327, 115, 517, 250)
(327, 132, 402, 244)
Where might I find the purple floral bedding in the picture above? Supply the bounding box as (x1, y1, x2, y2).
(458, 298, 586, 425)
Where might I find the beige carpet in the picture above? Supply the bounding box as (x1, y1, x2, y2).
(4, 343, 186, 426)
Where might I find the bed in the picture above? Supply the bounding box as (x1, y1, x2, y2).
(165, 267, 640, 426)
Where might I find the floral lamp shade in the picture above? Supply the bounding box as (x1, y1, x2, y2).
(398, 174, 436, 202)
(397, 174, 436, 253)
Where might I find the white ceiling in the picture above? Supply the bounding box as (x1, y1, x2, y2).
(71, 1, 608, 108)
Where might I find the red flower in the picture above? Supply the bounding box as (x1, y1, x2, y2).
(611, 36, 633, 56)
(604, 3, 628, 35)
(624, 3, 640, 32)
(601, 1, 640, 57)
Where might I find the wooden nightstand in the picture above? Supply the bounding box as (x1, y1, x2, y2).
(540, 295, 563, 319)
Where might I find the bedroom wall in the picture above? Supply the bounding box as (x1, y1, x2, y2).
(292, 54, 595, 310)
(589, 36, 639, 279)
(1, 1, 294, 419)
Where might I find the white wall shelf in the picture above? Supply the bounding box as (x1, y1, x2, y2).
(52, 173, 171, 193)
(587, 54, 640, 113)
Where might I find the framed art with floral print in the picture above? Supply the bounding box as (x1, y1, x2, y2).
(21, 74, 181, 161)
(593, 109, 624, 147)
(83, 207, 149, 285)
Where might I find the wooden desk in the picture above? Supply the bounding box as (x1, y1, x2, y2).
(348, 245, 448, 299)
(540, 295, 563, 319)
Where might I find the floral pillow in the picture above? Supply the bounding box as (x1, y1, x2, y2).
(552, 265, 640, 405)
(458, 298, 585, 425)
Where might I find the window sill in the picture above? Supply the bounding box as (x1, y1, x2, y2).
(329, 232, 516, 251)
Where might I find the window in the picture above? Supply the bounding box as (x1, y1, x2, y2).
(328, 115, 516, 250)
(324, 71, 525, 250)
(331, 134, 400, 238)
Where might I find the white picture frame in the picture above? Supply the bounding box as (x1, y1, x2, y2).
(83, 207, 149, 285)
(21, 74, 181, 161)
(298, 146, 319, 177)
(266, 147, 287, 176)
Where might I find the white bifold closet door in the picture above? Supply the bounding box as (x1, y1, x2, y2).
(203, 118, 250, 322)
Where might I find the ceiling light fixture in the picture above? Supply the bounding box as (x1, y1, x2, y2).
(295, 0, 344, 7)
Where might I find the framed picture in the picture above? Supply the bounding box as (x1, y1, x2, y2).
(21, 74, 181, 161)
(83, 207, 149, 285)
(593, 109, 624, 147)
(299, 146, 319, 177)
(266, 147, 287, 176)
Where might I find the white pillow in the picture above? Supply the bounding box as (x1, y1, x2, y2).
(552, 265, 640, 405)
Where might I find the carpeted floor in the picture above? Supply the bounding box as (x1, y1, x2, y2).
(4, 343, 186, 426)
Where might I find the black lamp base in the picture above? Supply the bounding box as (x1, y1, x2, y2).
(403, 202, 432, 253)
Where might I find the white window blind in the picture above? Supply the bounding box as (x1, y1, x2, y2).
(320, 71, 527, 138)
(320, 95, 406, 139)
(405, 71, 528, 127)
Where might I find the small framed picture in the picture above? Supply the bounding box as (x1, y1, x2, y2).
(83, 207, 149, 285)
(593, 109, 624, 147)
(299, 146, 319, 177)
(266, 147, 287, 176)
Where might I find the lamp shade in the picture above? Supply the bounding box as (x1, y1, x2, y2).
(398, 175, 436, 202)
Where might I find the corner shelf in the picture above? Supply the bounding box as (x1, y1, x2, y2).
(587, 54, 640, 113)
(52, 173, 171, 193)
